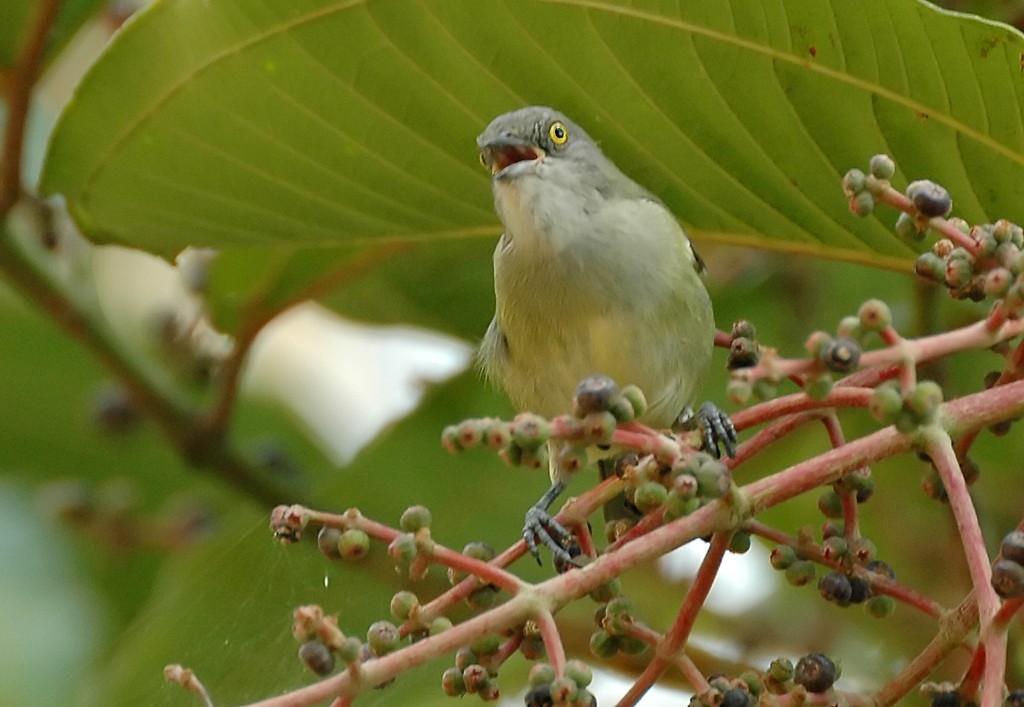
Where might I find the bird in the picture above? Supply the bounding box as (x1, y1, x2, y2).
(476, 106, 734, 563)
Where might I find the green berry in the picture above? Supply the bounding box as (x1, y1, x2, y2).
(455, 420, 484, 449)
(336, 636, 362, 664)
(769, 657, 794, 682)
(589, 630, 618, 659)
(864, 594, 896, 618)
(510, 413, 550, 450)
(366, 620, 401, 656)
(770, 545, 798, 570)
(914, 253, 945, 283)
(895, 212, 920, 241)
(482, 419, 511, 450)
(337, 528, 370, 561)
(850, 191, 874, 217)
(400, 505, 432, 532)
(822, 536, 848, 560)
(619, 384, 648, 419)
(588, 577, 622, 603)
(858, 299, 892, 331)
(617, 635, 648, 655)
(389, 591, 419, 621)
(471, 633, 501, 656)
(694, 460, 730, 498)
(842, 168, 866, 195)
(529, 663, 556, 687)
(454, 647, 477, 671)
(429, 617, 453, 635)
(835, 317, 862, 341)
(387, 533, 417, 563)
(805, 375, 833, 401)
(728, 336, 760, 369)
(298, 640, 335, 676)
(985, 268, 1013, 298)
(461, 664, 491, 694)
(663, 491, 700, 522)
(869, 154, 896, 180)
(818, 490, 844, 519)
(785, 559, 817, 586)
(727, 378, 753, 404)
(565, 660, 593, 688)
(580, 411, 617, 443)
(732, 320, 757, 339)
(905, 380, 943, 421)
(467, 585, 498, 609)
(632, 481, 668, 513)
(442, 666, 466, 696)
(868, 383, 903, 424)
(729, 531, 752, 554)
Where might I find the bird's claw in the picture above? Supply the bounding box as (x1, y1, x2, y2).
(523, 506, 574, 566)
(698, 401, 737, 459)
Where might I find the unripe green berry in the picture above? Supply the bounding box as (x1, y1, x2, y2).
(588, 577, 622, 603)
(519, 634, 546, 660)
(632, 481, 668, 513)
(589, 630, 618, 659)
(366, 620, 401, 656)
(565, 660, 594, 688)
(389, 591, 419, 621)
(914, 252, 945, 282)
(868, 383, 903, 424)
(945, 256, 973, 289)
(727, 378, 753, 404)
(400, 505, 432, 532)
(580, 411, 617, 443)
(529, 663, 557, 687)
(905, 380, 943, 421)
(850, 191, 874, 217)
(482, 419, 511, 450)
(619, 384, 648, 419)
(694, 460, 730, 498)
(728, 336, 760, 369)
(785, 559, 817, 586)
(467, 585, 498, 609)
(822, 536, 848, 561)
(732, 319, 757, 339)
(388, 533, 417, 563)
(858, 299, 892, 331)
(849, 537, 878, 563)
(617, 636, 648, 655)
(985, 268, 1014, 298)
(770, 544, 798, 570)
(818, 490, 843, 519)
(429, 617, 453, 635)
(842, 168, 866, 195)
(769, 657, 794, 682)
(455, 420, 484, 449)
(462, 663, 491, 694)
(336, 636, 363, 664)
(337, 528, 370, 561)
(864, 594, 896, 618)
(509, 413, 549, 451)
(441, 425, 463, 452)
(663, 491, 700, 522)
(869, 154, 896, 180)
(895, 211, 920, 241)
(805, 375, 833, 401)
(729, 531, 752, 554)
(835, 317, 862, 341)
(550, 676, 578, 703)
(442, 666, 466, 696)
(471, 633, 501, 656)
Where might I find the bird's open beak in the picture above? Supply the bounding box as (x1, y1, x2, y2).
(479, 137, 545, 176)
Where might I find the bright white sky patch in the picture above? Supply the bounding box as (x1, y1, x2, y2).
(658, 537, 778, 616)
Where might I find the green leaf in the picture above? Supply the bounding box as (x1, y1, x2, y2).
(40, 0, 1024, 272)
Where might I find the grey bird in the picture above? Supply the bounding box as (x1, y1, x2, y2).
(476, 106, 735, 563)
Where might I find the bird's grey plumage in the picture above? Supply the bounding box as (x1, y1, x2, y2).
(477, 106, 715, 485)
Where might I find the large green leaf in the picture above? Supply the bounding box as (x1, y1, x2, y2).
(40, 0, 1024, 271)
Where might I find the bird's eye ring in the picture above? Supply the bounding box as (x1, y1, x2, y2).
(478, 152, 488, 169)
(549, 121, 568, 145)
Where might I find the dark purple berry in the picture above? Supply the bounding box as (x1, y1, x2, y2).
(524, 683, 554, 706)
(574, 375, 618, 416)
(821, 337, 861, 373)
(818, 572, 853, 607)
(1005, 688, 1024, 707)
(848, 576, 871, 604)
(298, 640, 335, 676)
(907, 180, 952, 218)
(999, 529, 1024, 565)
(930, 690, 961, 707)
(991, 559, 1024, 599)
(720, 687, 752, 707)
(794, 653, 838, 693)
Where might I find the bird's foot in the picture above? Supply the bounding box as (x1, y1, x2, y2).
(523, 506, 576, 566)
(697, 401, 737, 458)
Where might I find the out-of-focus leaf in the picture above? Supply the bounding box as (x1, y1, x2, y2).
(0, 0, 106, 69)
(40, 0, 1024, 273)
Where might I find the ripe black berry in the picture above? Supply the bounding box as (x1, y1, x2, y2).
(720, 687, 752, 707)
(574, 375, 618, 416)
(930, 690, 961, 707)
(298, 640, 335, 676)
(907, 180, 952, 218)
(818, 572, 853, 607)
(991, 559, 1024, 599)
(999, 529, 1024, 565)
(794, 653, 838, 693)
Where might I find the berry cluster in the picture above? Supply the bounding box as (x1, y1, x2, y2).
(991, 529, 1024, 599)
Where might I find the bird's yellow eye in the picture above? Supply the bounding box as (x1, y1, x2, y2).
(549, 121, 568, 145)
